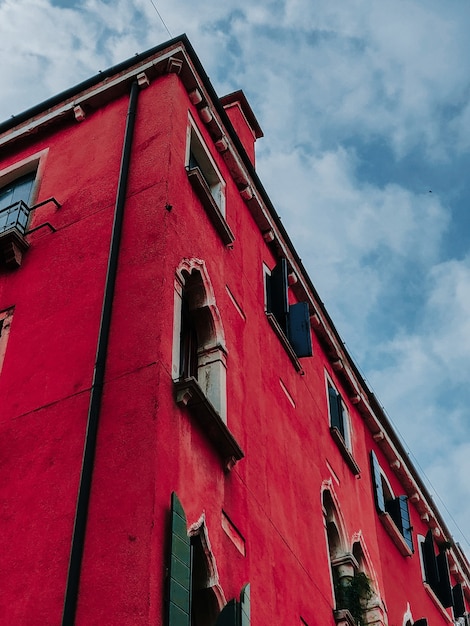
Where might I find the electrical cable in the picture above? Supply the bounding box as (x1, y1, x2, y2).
(147, 0, 172, 37)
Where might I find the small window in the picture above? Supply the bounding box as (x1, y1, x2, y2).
(328, 383, 350, 448)
(419, 530, 454, 609)
(185, 117, 234, 246)
(370, 450, 413, 554)
(0, 171, 35, 236)
(188, 131, 224, 214)
(327, 380, 360, 475)
(265, 258, 312, 360)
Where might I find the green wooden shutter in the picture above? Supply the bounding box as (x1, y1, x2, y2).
(452, 583, 466, 618)
(370, 450, 385, 514)
(215, 599, 238, 626)
(215, 584, 251, 626)
(240, 583, 251, 626)
(436, 551, 453, 608)
(328, 385, 344, 436)
(168, 492, 192, 626)
(287, 302, 313, 358)
(267, 259, 289, 334)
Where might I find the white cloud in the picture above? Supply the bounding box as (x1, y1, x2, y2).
(2, 0, 470, 551)
(257, 145, 448, 345)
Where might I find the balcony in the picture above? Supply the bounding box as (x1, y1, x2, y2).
(0, 200, 31, 268)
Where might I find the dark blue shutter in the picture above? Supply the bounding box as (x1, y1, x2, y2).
(421, 530, 439, 590)
(370, 450, 386, 514)
(168, 492, 192, 626)
(397, 495, 413, 552)
(328, 385, 344, 436)
(267, 259, 288, 334)
(215, 599, 238, 626)
(436, 551, 453, 608)
(385, 495, 413, 552)
(453, 583, 466, 618)
(240, 583, 250, 626)
(287, 302, 313, 357)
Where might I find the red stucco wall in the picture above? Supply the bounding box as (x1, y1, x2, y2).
(0, 61, 464, 626)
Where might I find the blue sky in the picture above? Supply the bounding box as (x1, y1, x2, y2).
(2, 0, 470, 550)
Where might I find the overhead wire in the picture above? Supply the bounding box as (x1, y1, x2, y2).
(147, 0, 173, 38)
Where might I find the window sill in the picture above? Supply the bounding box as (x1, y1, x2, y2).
(379, 512, 413, 557)
(174, 377, 244, 471)
(333, 609, 356, 626)
(186, 167, 235, 246)
(423, 583, 453, 623)
(330, 427, 361, 476)
(0, 228, 29, 268)
(266, 312, 303, 373)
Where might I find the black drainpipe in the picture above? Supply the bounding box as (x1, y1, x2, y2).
(62, 80, 140, 625)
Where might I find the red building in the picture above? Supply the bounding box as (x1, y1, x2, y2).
(0, 35, 468, 626)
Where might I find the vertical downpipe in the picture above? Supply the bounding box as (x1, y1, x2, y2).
(62, 80, 140, 625)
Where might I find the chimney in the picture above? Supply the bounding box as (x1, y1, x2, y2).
(220, 90, 263, 167)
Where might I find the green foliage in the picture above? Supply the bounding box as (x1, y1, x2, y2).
(335, 572, 374, 626)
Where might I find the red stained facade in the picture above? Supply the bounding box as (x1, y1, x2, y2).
(0, 36, 468, 626)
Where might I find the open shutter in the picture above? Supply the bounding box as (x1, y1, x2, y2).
(453, 583, 466, 618)
(370, 450, 385, 514)
(168, 492, 192, 626)
(215, 599, 239, 626)
(267, 259, 288, 334)
(287, 302, 313, 358)
(436, 551, 453, 608)
(421, 530, 439, 590)
(215, 585, 251, 626)
(385, 495, 413, 552)
(240, 583, 251, 626)
(328, 386, 344, 436)
(397, 495, 413, 552)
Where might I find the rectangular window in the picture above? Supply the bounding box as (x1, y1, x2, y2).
(370, 450, 413, 554)
(0, 171, 36, 236)
(265, 258, 313, 359)
(327, 379, 360, 475)
(185, 116, 234, 246)
(420, 530, 454, 608)
(328, 383, 349, 446)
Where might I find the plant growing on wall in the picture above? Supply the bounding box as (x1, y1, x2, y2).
(335, 571, 374, 626)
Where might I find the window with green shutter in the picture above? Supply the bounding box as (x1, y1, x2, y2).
(370, 451, 414, 554)
(215, 584, 251, 626)
(265, 259, 313, 360)
(168, 492, 192, 626)
(167, 493, 251, 626)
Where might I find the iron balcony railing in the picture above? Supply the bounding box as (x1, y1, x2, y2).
(0, 200, 30, 237)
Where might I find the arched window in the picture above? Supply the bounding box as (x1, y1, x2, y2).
(173, 258, 227, 421)
(172, 261, 243, 470)
(167, 493, 250, 626)
(322, 485, 386, 626)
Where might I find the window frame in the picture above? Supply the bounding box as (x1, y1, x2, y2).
(172, 259, 244, 470)
(370, 450, 414, 556)
(326, 376, 360, 475)
(185, 114, 235, 247)
(264, 259, 313, 368)
(186, 116, 226, 216)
